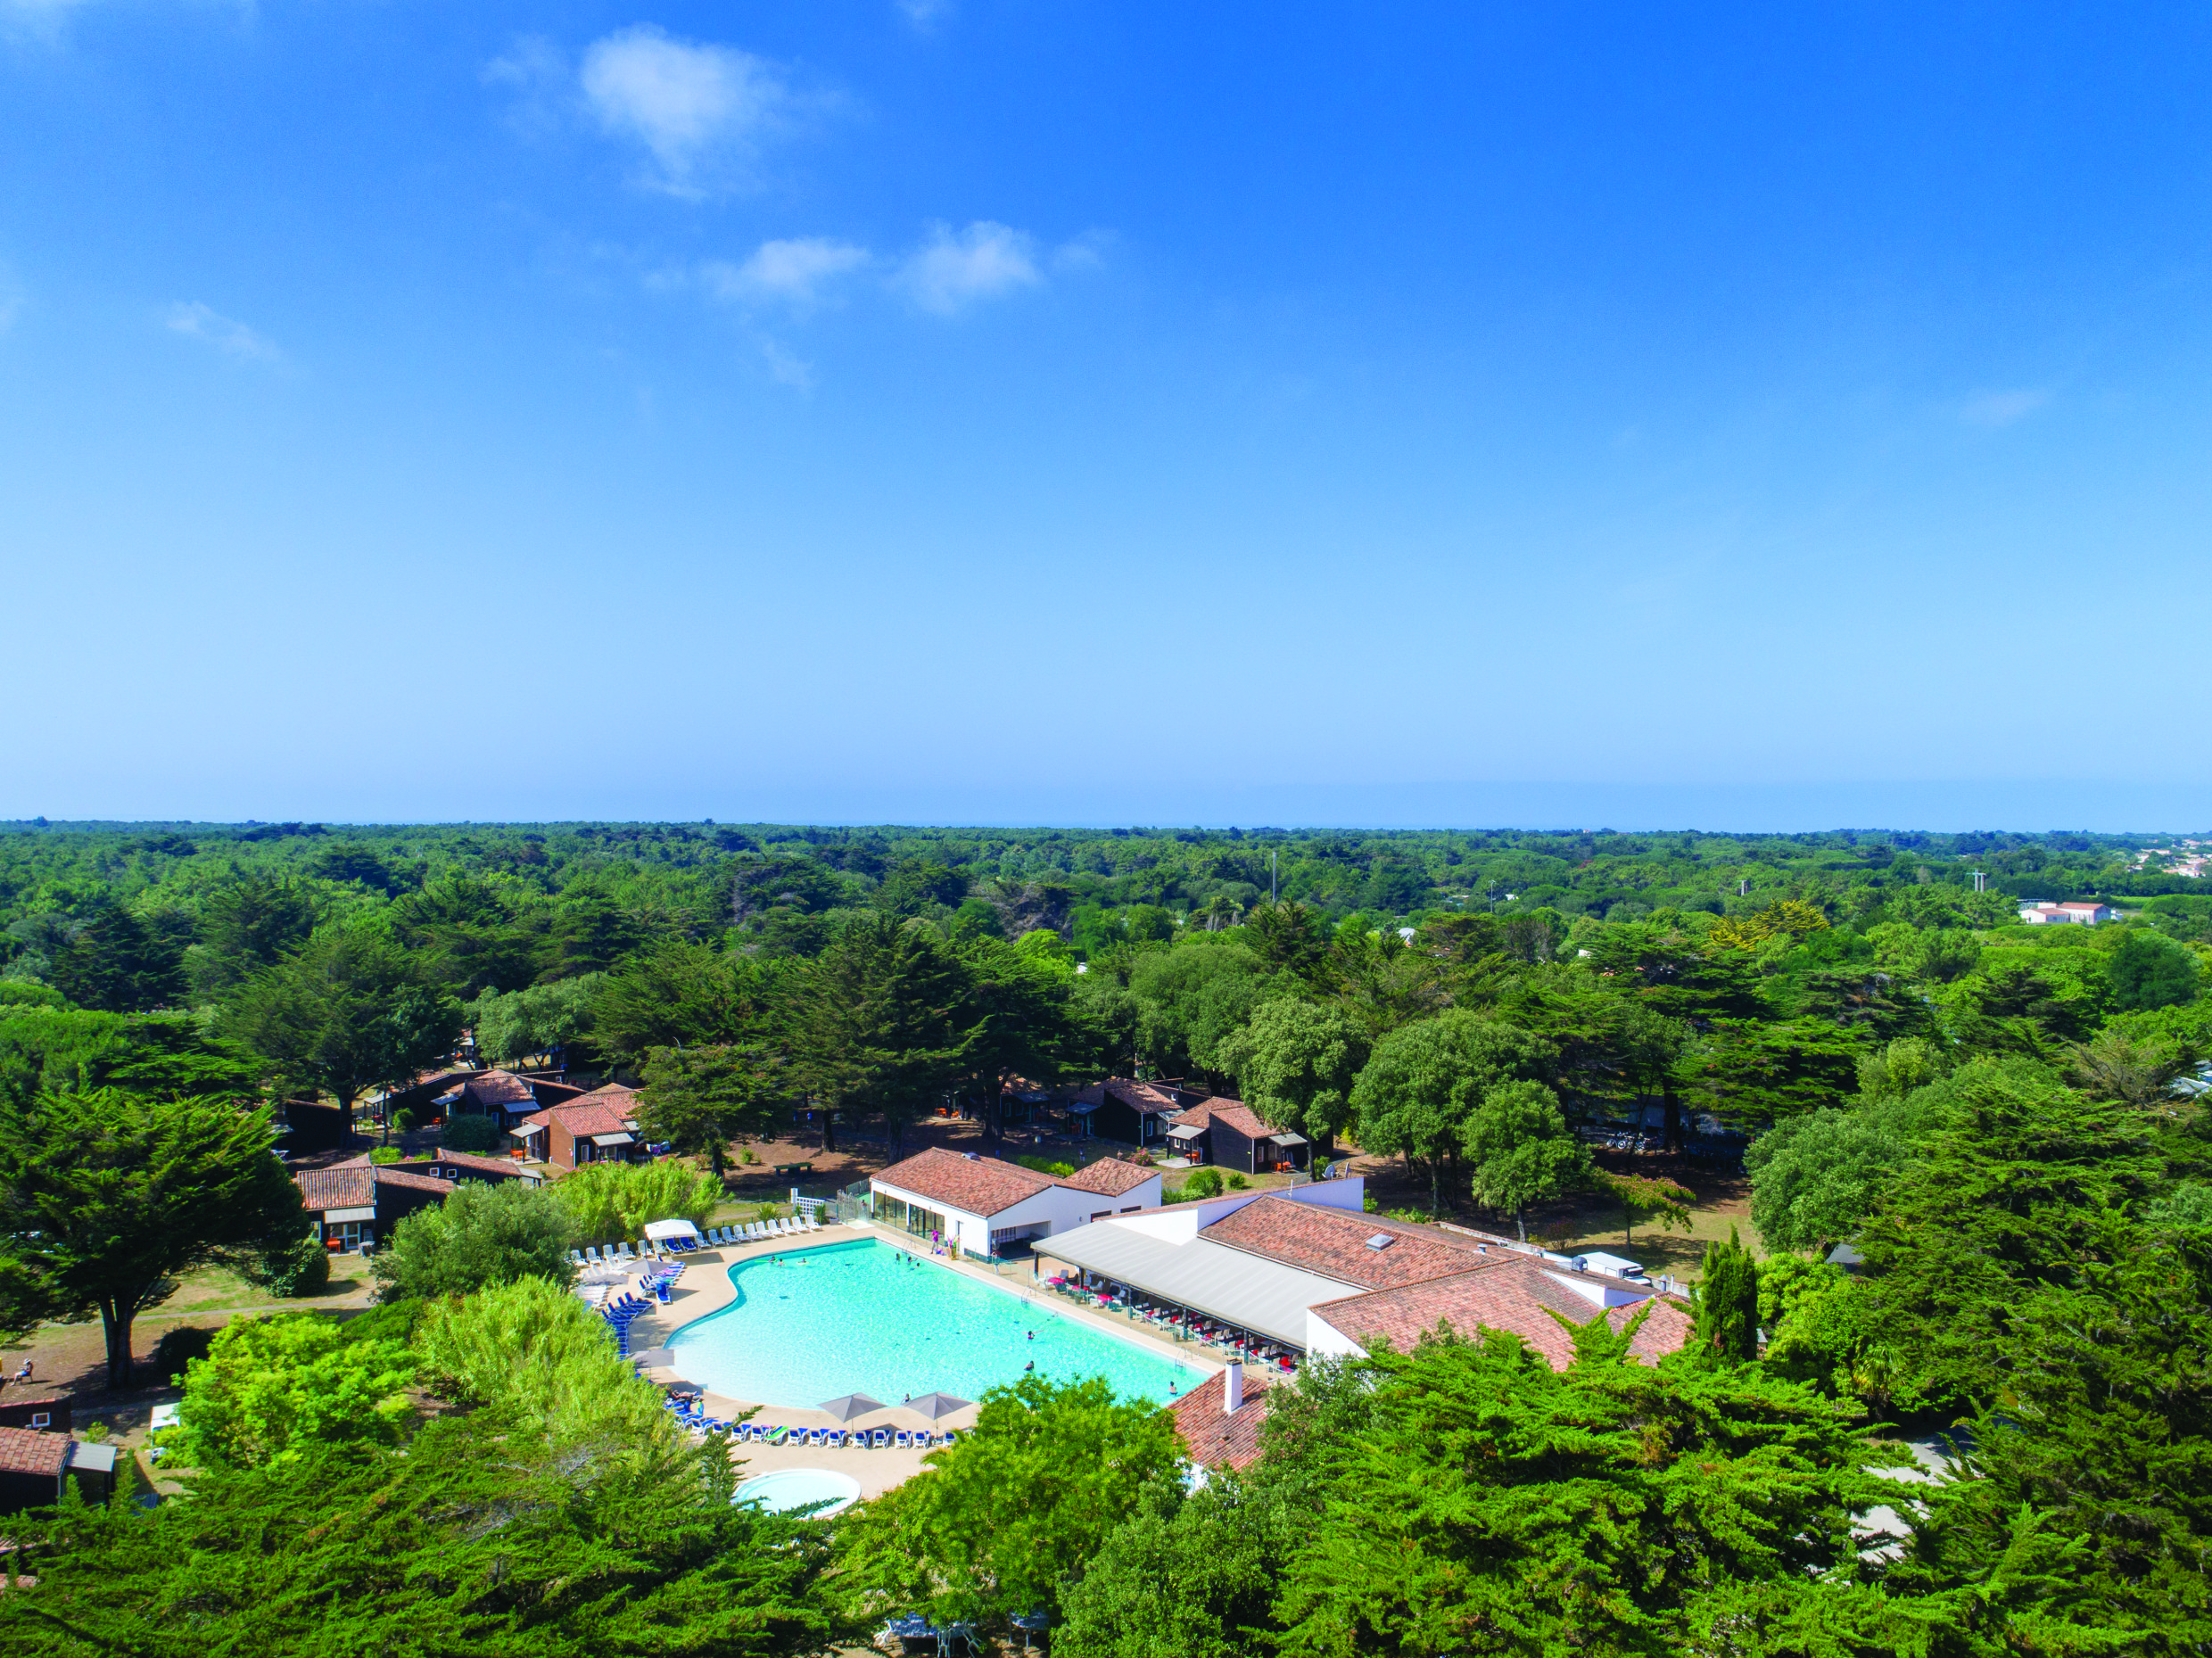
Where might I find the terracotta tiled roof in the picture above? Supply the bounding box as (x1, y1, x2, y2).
(1059, 1159, 1156, 1198)
(874, 1148, 1056, 1217)
(458, 1070, 536, 1109)
(1201, 1196, 1494, 1291)
(1168, 1366, 1275, 1471)
(515, 1100, 639, 1139)
(1073, 1079, 1201, 1117)
(0, 1426, 70, 1478)
(374, 1167, 461, 1197)
(293, 1166, 374, 1211)
(1310, 1256, 1695, 1371)
(565, 1082, 640, 1109)
(293, 1165, 456, 1213)
(1170, 1096, 1270, 1139)
(421, 1150, 526, 1177)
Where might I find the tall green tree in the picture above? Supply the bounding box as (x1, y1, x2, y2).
(788, 913, 981, 1157)
(1461, 1078, 1589, 1241)
(1348, 1012, 1555, 1217)
(219, 922, 461, 1111)
(186, 871, 320, 997)
(0, 1088, 307, 1385)
(1693, 1226, 1760, 1364)
(960, 933, 1082, 1138)
(1211, 997, 1369, 1142)
(591, 939, 779, 1062)
(48, 903, 189, 1012)
(1271, 1316, 1883, 1658)
(0, 1411, 844, 1656)
(2106, 928, 2200, 1012)
(1126, 937, 1275, 1091)
(833, 1373, 1181, 1633)
(639, 1043, 786, 1175)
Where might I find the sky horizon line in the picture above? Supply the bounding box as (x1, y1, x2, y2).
(8, 778, 2209, 838)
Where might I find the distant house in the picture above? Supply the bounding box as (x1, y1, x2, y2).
(509, 1083, 645, 1173)
(328, 1150, 539, 1189)
(293, 1163, 456, 1253)
(868, 1147, 1163, 1258)
(0, 1426, 116, 1515)
(1067, 1079, 1204, 1148)
(385, 1066, 585, 1128)
(1164, 1096, 1316, 1174)
(2018, 901, 2115, 925)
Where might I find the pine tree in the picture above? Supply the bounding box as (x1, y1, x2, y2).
(1695, 1225, 1761, 1365)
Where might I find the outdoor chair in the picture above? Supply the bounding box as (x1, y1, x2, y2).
(583, 1247, 601, 1264)
(805, 1214, 822, 1232)
(743, 1223, 762, 1240)
(871, 1429, 891, 1448)
(942, 1429, 960, 1447)
(894, 1430, 912, 1449)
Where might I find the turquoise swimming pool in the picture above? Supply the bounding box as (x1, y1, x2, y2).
(666, 1239, 1201, 1408)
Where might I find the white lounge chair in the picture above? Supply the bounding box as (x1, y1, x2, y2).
(804, 1214, 822, 1233)
(742, 1222, 762, 1241)
(583, 1246, 601, 1264)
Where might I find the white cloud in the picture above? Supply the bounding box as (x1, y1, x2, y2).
(1960, 388, 2051, 427)
(896, 0, 954, 29)
(165, 301, 279, 362)
(757, 338, 815, 391)
(706, 236, 871, 308)
(896, 221, 1043, 315)
(483, 33, 563, 89)
(580, 24, 789, 194)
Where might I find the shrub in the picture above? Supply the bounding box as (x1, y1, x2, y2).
(415, 1275, 679, 1450)
(372, 1182, 576, 1301)
(368, 1146, 402, 1165)
(1226, 1172, 1249, 1190)
(245, 1225, 332, 1299)
(164, 1313, 416, 1471)
(392, 1109, 418, 1131)
(555, 1160, 720, 1244)
(1181, 1167, 1225, 1200)
(438, 1114, 503, 1154)
(1015, 1155, 1077, 1178)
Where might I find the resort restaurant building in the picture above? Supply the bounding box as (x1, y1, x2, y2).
(1036, 1185, 1693, 1365)
(869, 1147, 1163, 1258)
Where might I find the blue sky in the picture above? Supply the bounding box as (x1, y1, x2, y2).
(5, 2, 2210, 829)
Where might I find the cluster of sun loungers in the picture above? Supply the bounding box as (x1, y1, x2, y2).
(723, 1423, 961, 1450)
(565, 1213, 823, 1271)
(703, 1215, 824, 1244)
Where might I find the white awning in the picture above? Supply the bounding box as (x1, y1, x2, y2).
(1167, 1124, 1206, 1140)
(324, 1206, 376, 1224)
(509, 1125, 543, 1139)
(643, 1218, 701, 1242)
(1036, 1222, 1358, 1348)
(1267, 1132, 1309, 1147)
(591, 1132, 636, 1147)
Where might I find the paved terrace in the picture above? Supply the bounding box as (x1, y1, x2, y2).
(611, 1219, 1223, 1498)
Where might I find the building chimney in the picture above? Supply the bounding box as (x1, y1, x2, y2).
(1223, 1360, 1243, 1415)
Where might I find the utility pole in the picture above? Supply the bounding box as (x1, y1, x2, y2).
(1271, 848, 1277, 903)
(1973, 871, 1986, 893)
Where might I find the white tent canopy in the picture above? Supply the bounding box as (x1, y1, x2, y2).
(643, 1218, 702, 1243)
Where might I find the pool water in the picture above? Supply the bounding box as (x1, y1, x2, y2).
(668, 1239, 1200, 1408)
(734, 1467, 863, 1516)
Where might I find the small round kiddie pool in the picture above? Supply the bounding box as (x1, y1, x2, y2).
(733, 1467, 863, 1517)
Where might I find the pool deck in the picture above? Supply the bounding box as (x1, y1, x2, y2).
(613, 1220, 1225, 1498)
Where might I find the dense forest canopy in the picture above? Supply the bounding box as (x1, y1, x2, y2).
(5, 818, 2206, 995)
